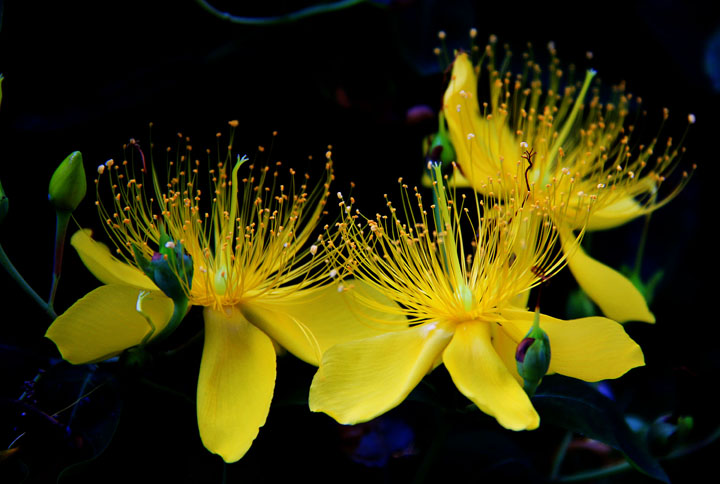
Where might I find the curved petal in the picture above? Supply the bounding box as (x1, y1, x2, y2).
(491, 323, 524, 385)
(198, 306, 276, 463)
(499, 309, 645, 382)
(587, 195, 646, 231)
(443, 53, 510, 187)
(71, 229, 158, 290)
(561, 231, 655, 323)
(309, 322, 453, 425)
(443, 321, 539, 430)
(242, 280, 407, 366)
(45, 285, 173, 364)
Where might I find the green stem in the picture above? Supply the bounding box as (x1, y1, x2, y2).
(556, 461, 631, 482)
(153, 298, 189, 344)
(194, 0, 370, 25)
(0, 242, 57, 319)
(48, 210, 71, 310)
(412, 409, 450, 484)
(632, 212, 652, 278)
(556, 425, 720, 482)
(550, 431, 573, 480)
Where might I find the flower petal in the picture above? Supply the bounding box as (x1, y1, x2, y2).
(45, 285, 173, 364)
(309, 322, 453, 424)
(562, 231, 655, 323)
(197, 306, 276, 463)
(500, 309, 645, 381)
(587, 195, 646, 231)
(443, 321, 539, 430)
(491, 323, 524, 385)
(242, 280, 407, 366)
(71, 229, 158, 290)
(443, 53, 515, 187)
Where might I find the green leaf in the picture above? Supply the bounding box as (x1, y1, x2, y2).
(533, 376, 669, 483)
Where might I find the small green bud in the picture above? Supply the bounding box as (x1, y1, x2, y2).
(48, 151, 87, 212)
(0, 177, 8, 224)
(133, 225, 193, 302)
(516, 308, 551, 396)
(426, 111, 456, 166)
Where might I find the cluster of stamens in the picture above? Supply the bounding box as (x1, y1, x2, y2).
(94, 124, 335, 308)
(447, 38, 696, 225)
(326, 164, 593, 327)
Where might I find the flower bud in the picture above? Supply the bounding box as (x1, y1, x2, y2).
(426, 112, 456, 165)
(133, 226, 193, 302)
(516, 308, 551, 396)
(48, 151, 87, 212)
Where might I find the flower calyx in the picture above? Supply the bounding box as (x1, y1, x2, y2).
(132, 224, 193, 303)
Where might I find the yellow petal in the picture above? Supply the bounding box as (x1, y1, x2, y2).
(587, 195, 646, 231)
(500, 309, 645, 382)
(309, 322, 453, 424)
(242, 280, 407, 366)
(71, 229, 158, 290)
(443, 321, 539, 430)
(45, 285, 173, 364)
(491, 324, 524, 385)
(562, 231, 655, 323)
(197, 306, 276, 463)
(443, 54, 510, 187)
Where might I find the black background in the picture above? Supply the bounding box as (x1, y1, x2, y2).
(1, 1, 717, 482)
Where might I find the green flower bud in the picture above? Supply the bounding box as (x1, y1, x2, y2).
(0, 177, 8, 225)
(516, 308, 551, 396)
(48, 151, 87, 212)
(426, 111, 456, 165)
(133, 226, 193, 302)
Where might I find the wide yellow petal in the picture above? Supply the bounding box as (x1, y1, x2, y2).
(45, 285, 173, 364)
(309, 322, 453, 424)
(71, 229, 158, 290)
(242, 280, 407, 366)
(443, 321, 539, 430)
(587, 195, 646, 231)
(197, 306, 276, 463)
(562, 231, 655, 323)
(499, 309, 645, 381)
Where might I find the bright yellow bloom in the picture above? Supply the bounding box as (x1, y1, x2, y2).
(443, 48, 694, 323)
(309, 164, 644, 430)
(46, 129, 398, 462)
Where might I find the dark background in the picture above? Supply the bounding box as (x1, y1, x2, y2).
(1, 1, 717, 482)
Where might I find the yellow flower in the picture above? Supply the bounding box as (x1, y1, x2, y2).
(309, 163, 644, 430)
(46, 127, 398, 462)
(442, 48, 694, 323)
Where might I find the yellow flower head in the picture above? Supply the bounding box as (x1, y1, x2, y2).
(310, 164, 643, 430)
(47, 124, 395, 462)
(444, 46, 695, 231)
(332, 163, 590, 326)
(95, 129, 332, 308)
(441, 42, 696, 323)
